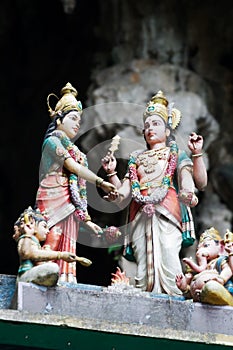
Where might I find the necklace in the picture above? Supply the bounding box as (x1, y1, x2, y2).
(129, 141, 178, 204)
(137, 147, 168, 174)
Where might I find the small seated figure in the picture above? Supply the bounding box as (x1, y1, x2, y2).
(175, 227, 233, 306)
(13, 207, 91, 287)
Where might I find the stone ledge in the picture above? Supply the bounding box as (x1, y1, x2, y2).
(1, 274, 233, 347)
(0, 308, 233, 348)
(0, 274, 16, 309)
(11, 281, 233, 339)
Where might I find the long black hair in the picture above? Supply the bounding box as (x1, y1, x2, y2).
(43, 109, 80, 141)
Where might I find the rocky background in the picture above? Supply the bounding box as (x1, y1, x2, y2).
(0, 0, 232, 286)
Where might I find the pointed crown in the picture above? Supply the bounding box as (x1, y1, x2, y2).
(143, 90, 181, 130)
(223, 229, 233, 244)
(13, 206, 48, 241)
(15, 206, 47, 226)
(47, 82, 82, 119)
(199, 227, 221, 243)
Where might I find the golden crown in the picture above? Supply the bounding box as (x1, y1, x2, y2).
(47, 82, 82, 119)
(223, 229, 233, 243)
(199, 227, 221, 243)
(15, 206, 47, 225)
(143, 90, 181, 130)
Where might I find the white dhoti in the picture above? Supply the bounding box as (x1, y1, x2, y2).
(130, 207, 183, 295)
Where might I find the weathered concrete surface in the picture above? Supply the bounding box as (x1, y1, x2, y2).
(1, 274, 233, 347)
(0, 274, 16, 309)
(12, 281, 233, 338)
(0, 308, 233, 349)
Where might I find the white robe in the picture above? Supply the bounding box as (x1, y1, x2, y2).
(130, 205, 183, 295)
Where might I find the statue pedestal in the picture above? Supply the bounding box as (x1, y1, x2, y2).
(14, 281, 233, 336)
(0, 274, 16, 309)
(1, 275, 233, 349)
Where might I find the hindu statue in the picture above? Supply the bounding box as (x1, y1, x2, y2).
(101, 90, 207, 295)
(35, 82, 116, 284)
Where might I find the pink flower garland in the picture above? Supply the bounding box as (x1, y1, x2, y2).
(129, 141, 178, 206)
(52, 130, 89, 222)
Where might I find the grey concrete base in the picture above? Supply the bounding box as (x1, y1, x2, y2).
(1, 274, 233, 347)
(13, 281, 233, 338)
(0, 274, 16, 309)
(1, 308, 232, 349)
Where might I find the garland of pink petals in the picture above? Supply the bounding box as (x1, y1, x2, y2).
(52, 130, 90, 222)
(128, 141, 178, 208)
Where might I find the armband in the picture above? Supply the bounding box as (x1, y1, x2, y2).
(96, 177, 104, 187)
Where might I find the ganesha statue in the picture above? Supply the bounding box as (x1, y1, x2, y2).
(176, 227, 233, 306)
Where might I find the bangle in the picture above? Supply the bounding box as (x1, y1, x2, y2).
(192, 153, 203, 158)
(84, 214, 91, 222)
(96, 177, 104, 187)
(107, 171, 117, 177)
(229, 252, 233, 257)
(57, 252, 61, 259)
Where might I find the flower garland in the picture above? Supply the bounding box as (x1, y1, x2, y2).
(52, 130, 89, 221)
(129, 141, 178, 205)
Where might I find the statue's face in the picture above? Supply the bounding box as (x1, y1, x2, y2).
(35, 221, 49, 242)
(198, 239, 220, 261)
(58, 111, 81, 139)
(144, 115, 169, 146)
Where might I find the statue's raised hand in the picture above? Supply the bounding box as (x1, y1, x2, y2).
(101, 151, 117, 174)
(188, 132, 203, 154)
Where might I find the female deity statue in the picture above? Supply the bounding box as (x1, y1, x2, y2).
(102, 90, 207, 295)
(35, 82, 116, 284)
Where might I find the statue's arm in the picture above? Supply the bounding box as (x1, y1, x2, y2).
(218, 261, 233, 285)
(18, 237, 76, 263)
(178, 166, 198, 207)
(188, 132, 207, 191)
(64, 157, 116, 194)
